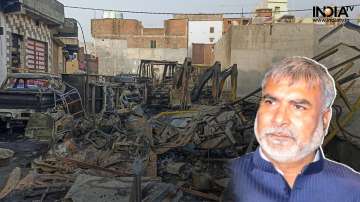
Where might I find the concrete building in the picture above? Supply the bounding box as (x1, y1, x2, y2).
(52, 37, 65, 75)
(0, 0, 65, 84)
(267, 0, 288, 20)
(0, 12, 6, 84)
(214, 23, 360, 96)
(91, 15, 255, 69)
(54, 18, 82, 74)
(257, 0, 288, 20)
(252, 8, 273, 24)
(103, 11, 123, 19)
(223, 18, 252, 34)
(174, 14, 223, 58)
(91, 18, 188, 75)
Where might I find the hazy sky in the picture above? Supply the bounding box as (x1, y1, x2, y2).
(57, 0, 360, 42)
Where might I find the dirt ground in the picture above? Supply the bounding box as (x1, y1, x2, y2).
(0, 137, 48, 189)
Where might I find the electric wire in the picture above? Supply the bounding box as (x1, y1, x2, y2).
(63, 4, 360, 16)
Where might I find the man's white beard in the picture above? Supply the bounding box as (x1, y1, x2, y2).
(254, 116, 326, 163)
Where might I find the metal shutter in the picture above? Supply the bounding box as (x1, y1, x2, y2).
(26, 39, 47, 72)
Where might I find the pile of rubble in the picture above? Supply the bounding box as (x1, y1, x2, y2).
(0, 98, 258, 202)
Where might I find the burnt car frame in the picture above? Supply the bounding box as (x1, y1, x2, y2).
(0, 73, 84, 129)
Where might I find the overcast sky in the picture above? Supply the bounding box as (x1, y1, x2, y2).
(57, 0, 360, 42)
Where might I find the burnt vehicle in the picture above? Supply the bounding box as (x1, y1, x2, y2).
(0, 73, 84, 131)
(113, 73, 138, 87)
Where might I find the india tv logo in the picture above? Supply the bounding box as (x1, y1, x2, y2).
(313, 6, 354, 23)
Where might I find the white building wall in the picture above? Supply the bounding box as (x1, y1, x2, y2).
(188, 21, 223, 56)
(267, 0, 288, 20)
(0, 12, 6, 85)
(93, 38, 187, 75)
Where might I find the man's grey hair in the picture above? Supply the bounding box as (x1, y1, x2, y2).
(261, 56, 336, 109)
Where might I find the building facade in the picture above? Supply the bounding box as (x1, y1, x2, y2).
(0, 12, 6, 84)
(91, 18, 188, 75)
(214, 23, 360, 96)
(55, 18, 81, 74)
(0, 0, 65, 84)
(266, 0, 288, 20)
(256, 0, 288, 21)
(223, 18, 252, 34)
(174, 14, 223, 58)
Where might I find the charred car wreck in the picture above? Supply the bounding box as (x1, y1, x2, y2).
(0, 73, 84, 133)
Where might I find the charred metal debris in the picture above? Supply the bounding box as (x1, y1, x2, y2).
(0, 35, 360, 202)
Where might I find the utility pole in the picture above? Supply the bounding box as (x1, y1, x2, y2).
(76, 19, 89, 110)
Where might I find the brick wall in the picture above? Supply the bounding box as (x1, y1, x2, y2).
(91, 19, 143, 38)
(91, 18, 188, 74)
(143, 28, 164, 35)
(223, 18, 251, 34)
(173, 14, 223, 21)
(164, 19, 187, 36)
(91, 18, 188, 49)
(127, 36, 187, 48)
(165, 37, 187, 48)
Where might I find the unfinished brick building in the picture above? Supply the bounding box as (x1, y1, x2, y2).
(91, 18, 188, 75)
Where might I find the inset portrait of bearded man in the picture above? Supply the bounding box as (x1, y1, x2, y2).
(229, 57, 360, 202)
